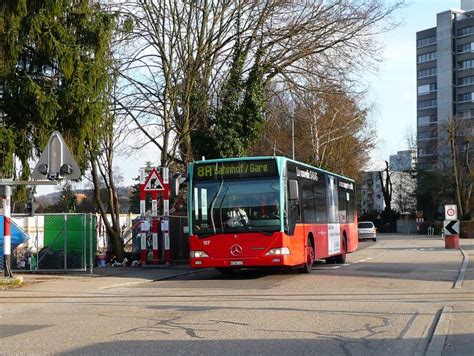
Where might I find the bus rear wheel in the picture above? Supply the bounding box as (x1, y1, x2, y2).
(298, 239, 314, 273)
(335, 237, 347, 264)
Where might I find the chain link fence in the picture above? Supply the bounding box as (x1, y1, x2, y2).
(3, 213, 188, 271)
(2, 214, 97, 272)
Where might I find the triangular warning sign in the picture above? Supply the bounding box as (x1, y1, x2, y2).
(144, 168, 165, 191)
(32, 131, 81, 180)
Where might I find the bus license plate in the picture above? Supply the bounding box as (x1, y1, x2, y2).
(230, 261, 243, 266)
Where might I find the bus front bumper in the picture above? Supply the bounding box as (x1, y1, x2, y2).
(190, 255, 295, 268)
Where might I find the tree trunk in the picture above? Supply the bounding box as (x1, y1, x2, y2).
(90, 156, 124, 262)
(449, 128, 464, 217)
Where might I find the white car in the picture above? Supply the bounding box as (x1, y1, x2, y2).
(358, 221, 377, 242)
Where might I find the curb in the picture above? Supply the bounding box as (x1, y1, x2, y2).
(426, 306, 453, 356)
(0, 276, 24, 287)
(453, 248, 469, 289)
(96, 269, 206, 290)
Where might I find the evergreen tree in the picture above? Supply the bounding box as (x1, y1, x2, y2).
(1, 0, 116, 178)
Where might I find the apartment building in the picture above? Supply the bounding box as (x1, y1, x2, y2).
(416, 0, 474, 171)
(359, 171, 385, 214)
(389, 149, 417, 172)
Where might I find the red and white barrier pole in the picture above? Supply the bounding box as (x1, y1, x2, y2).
(139, 168, 146, 216)
(2, 185, 13, 278)
(139, 168, 147, 264)
(162, 168, 171, 265)
(138, 166, 171, 265)
(151, 192, 159, 264)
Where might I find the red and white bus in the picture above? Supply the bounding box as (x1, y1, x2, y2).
(184, 156, 358, 274)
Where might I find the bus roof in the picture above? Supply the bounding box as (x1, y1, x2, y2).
(190, 156, 355, 183)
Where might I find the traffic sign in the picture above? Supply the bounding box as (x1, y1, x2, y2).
(32, 131, 81, 180)
(444, 220, 460, 235)
(444, 204, 458, 221)
(143, 168, 165, 192)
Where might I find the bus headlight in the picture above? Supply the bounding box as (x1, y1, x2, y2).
(190, 250, 209, 258)
(265, 247, 291, 256)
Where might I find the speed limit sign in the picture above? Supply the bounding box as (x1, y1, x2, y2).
(445, 204, 458, 221)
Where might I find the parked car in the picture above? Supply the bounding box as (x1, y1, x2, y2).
(358, 221, 377, 242)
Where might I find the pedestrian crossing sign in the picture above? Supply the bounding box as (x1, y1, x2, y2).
(144, 168, 165, 192)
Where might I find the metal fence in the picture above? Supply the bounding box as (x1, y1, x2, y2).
(170, 215, 189, 261)
(2, 213, 188, 271)
(3, 214, 97, 272)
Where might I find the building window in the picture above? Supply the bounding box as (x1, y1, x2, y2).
(417, 52, 437, 64)
(418, 148, 436, 156)
(418, 115, 437, 126)
(417, 83, 437, 95)
(457, 26, 474, 37)
(417, 130, 436, 140)
(417, 99, 437, 109)
(457, 42, 474, 53)
(457, 92, 474, 103)
(417, 36, 436, 48)
(458, 59, 474, 70)
(417, 67, 437, 79)
(458, 110, 474, 119)
(458, 76, 474, 86)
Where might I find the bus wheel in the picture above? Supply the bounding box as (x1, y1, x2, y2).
(298, 239, 314, 273)
(335, 237, 347, 264)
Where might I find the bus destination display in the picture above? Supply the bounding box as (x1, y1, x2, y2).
(194, 160, 277, 180)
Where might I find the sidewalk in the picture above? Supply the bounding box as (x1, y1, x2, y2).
(442, 237, 474, 355)
(5, 262, 198, 293)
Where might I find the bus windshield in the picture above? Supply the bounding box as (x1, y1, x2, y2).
(191, 177, 281, 236)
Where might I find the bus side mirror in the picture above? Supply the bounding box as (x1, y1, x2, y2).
(288, 179, 299, 200)
(171, 173, 187, 197)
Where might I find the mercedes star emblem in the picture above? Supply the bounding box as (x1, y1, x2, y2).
(230, 244, 243, 256)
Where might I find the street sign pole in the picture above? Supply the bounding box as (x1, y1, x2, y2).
(443, 219, 460, 249)
(2, 185, 12, 278)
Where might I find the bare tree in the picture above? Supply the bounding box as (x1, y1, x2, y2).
(254, 84, 376, 179)
(378, 161, 392, 213)
(111, 0, 403, 164)
(447, 116, 473, 219)
(391, 171, 416, 213)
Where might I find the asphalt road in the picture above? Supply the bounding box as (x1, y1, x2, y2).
(1, 235, 473, 355)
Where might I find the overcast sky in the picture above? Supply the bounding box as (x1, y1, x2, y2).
(37, 0, 463, 195)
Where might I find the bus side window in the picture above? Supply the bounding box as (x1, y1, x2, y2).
(287, 179, 301, 235)
(315, 181, 327, 223)
(327, 176, 338, 223)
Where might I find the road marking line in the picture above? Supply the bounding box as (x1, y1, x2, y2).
(425, 306, 453, 356)
(97, 270, 205, 290)
(453, 248, 469, 289)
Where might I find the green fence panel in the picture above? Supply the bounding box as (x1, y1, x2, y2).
(85, 215, 97, 268)
(41, 214, 97, 270)
(44, 215, 66, 251)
